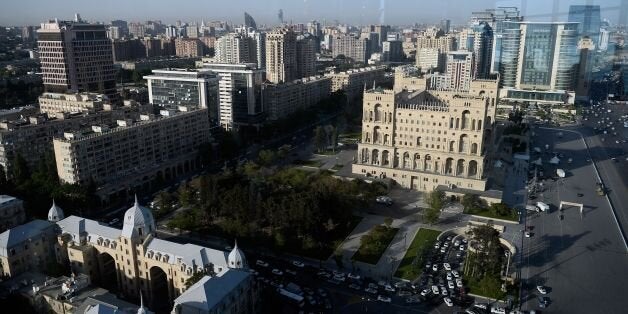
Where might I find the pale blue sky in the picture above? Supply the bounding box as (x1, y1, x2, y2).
(1, 0, 623, 26)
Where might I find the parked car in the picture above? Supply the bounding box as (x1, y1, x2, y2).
(443, 263, 452, 271)
(348, 273, 361, 280)
(292, 261, 305, 268)
(256, 260, 269, 267)
(444, 297, 453, 307)
(271, 269, 283, 276)
(536, 285, 548, 294)
(420, 288, 431, 296)
(377, 295, 392, 303)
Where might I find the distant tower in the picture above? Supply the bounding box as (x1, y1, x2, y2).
(74, 13, 82, 22)
(244, 12, 257, 30)
(227, 240, 247, 269)
(278, 9, 284, 24)
(47, 200, 64, 222)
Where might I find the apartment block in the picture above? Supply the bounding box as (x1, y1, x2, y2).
(265, 27, 297, 83)
(38, 92, 109, 115)
(331, 34, 370, 63)
(325, 66, 387, 101)
(174, 38, 203, 57)
(53, 108, 211, 200)
(263, 76, 331, 120)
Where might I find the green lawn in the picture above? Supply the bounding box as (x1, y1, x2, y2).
(394, 228, 440, 280)
(352, 226, 399, 264)
(464, 207, 519, 222)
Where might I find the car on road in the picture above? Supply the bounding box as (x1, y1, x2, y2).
(441, 287, 448, 296)
(292, 261, 305, 268)
(285, 269, 297, 276)
(333, 270, 345, 277)
(317, 288, 328, 297)
(440, 247, 447, 253)
(443, 263, 452, 271)
(377, 295, 392, 303)
(347, 273, 361, 280)
(434, 242, 441, 249)
(384, 284, 395, 293)
(317, 271, 331, 279)
(538, 296, 550, 308)
(490, 307, 506, 314)
(459, 245, 466, 251)
(256, 260, 269, 267)
(444, 297, 453, 307)
(272, 269, 283, 276)
(446, 272, 453, 280)
(349, 284, 361, 290)
(333, 274, 346, 282)
(421, 288, 431, 296)
(536, 285, 548, 294)
(375, 196, 393, 205)
(454, 239, 461, 246)
(365, 287, 378, 294)
(525, 231, 532, 238)
(405, 296, 421, 304)
(452, 270, 460, 278)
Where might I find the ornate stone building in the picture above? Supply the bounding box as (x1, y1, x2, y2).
(352, 76, 499, 192)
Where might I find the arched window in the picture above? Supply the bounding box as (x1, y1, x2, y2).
(449, 117, 454, 128)
(461, 110, 470, 129)
(373, 126, 380, 144)
(455, 118, 460, 129)
(413, 154, 420, 169)
(372, 149, 380, 165)
(449, 141, 455, 152)
(374, 104, 382, 122)
(477, 119, 482, 130)
(403, 152, 410, 168)
(382, 150, 390, 166)
(445, 158, 454, 174)
(384, 134, 390, 145)
(471, 119, 476, 130)
(471, 143, 478, 154)
(459, 135, 469, 153)
(469, 160, 478, 177)
(457, 159, 465, 175)
(424, 155, 432, 171)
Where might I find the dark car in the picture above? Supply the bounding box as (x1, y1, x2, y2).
(539, 296, 550, 308)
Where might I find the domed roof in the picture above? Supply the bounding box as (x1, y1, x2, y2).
(228, 240, 247, 269)
(121, 195, 155, 239)
(48, 200, 64, 222)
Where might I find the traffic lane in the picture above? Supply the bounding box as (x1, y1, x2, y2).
(522, 128, 628, 313)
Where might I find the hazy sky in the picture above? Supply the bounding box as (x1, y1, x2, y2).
(1, 0, 623, 26)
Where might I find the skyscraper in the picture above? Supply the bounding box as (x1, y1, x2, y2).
(214, 33, 256, 64)
(296, 34, 317, 78)
(440, 19, 451, 33)
(498, 22, 579, 104)
(265, 27, 297, 83)
(568, 5, 601, 45)
(37, 18, 119, 104)
(244, 12, 257, 30)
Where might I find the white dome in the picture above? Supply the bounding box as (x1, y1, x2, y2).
(228, 240, 247, 269)
(121, 195, 155, 239)
(48, 200, 64, 222)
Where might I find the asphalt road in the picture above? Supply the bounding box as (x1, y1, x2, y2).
(520, 126, 628, 313)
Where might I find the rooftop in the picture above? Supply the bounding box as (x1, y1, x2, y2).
(0, 220, 53, 254)
(0, 195, 19, 206)
(173, 269, 251, 311)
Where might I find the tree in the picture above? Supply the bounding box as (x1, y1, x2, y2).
(489, 203, 515, 217)
(313, 126, 327, 153)
(177, 183, 195, 208)
(423, 190, 445, 225)
(258, 149, 277, 167)
(11, 153, 30, 185)
(330, 126, 339, 152)
(462, 193, 483, 211)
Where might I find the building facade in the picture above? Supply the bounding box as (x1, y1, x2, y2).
(175, 38, 203, 57)
(445, 51, 474, 91)
(52, 108, 211, 201)
(352, 76, 499, 192)
(325, 66, 388, 101)
(200, 63, 264, 129)
(37, 19, 119, 104)
(214, 33, 256, 64)
(265, 28, 298, 84)
(416, 48, 442, 73)
(263, 76, 331, 121)
(331, 34, 370, 63)
(296, 34, 317, 79)
(0, 201, 257, 313)
(0, 195, 25, 233)
(38, 92, 108, 115)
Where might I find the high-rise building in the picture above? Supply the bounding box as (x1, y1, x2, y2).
(440, 19, 451, 33)
(110, 19, 128, 37)
(325, 66, 387, 101)
(263, 76, 331, 120)
(108, 26, 122, 39)
(0, 195, 26, 233)
(307, 20, 322, 38)
(296, 34, 317, 78)
(265, 27, 297, 83)
(244, 12, 257, 30)
(575, 37, 594, 100)
(498, 22, 579, 105)
(144, 69, 219, 123)
(331, 33, 370, 63)
(200, 63, 264, 129)
(248, 31, 266, 70)
(186, 23, 200, 38)
(128, 22, 146, 38)
(446, 51, 474, 91)
(568, 5, 601, 46)
(598, 27, 609, 51)
(353, 76, 499, 192)
(471, 7, 523, 74)
(214, 33, 256, 64)
(21, 26, 35, 42)
(175, 38, 203, 57)
(37, 19, 119, 104)
(165, 25, 178, 38)
(382, 40, 403, 62)
(460, 22, 493, 79)
(416, 48, 442, 72)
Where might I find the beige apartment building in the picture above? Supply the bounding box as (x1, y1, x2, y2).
(352, 76, 499, 192)
(1, 201, 257, 313)
(38, 92, 108, 115)
(53, 107, 211, 201)
(265, 27, 297, 84)
(325, 66, 388, 101)
(174, 38, 203, 57)
(263, 76, 331, 120)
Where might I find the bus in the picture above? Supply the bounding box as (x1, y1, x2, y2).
(278, 288, 305, 308)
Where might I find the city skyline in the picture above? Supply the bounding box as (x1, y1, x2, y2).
(1, 0, 624, 26)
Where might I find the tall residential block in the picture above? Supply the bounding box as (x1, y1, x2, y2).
(37, 19, 119, 104)
(200, 63, 264, 129)
(265, 28, 297, 83)
(296, 34, 317, 78)
(446, 51, 474, 91)
(214, 33, 256, 64)
(175, 38, 203, 57)
(331, 34, 370, 63)
(263, 76, 331, 120)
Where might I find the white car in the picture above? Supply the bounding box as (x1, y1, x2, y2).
(490, 307, 506, 314)
(432, 264, 438, 272)
(365, 287, 378, 294)
(421, 288, 431, 296)
(456, 278, 463, 288)
(536, 285, 548, 294)
(446, 272, 453, 281)
(459, 245, 466, 251)
(434, 242, 441, 249)
(452, 270, 460, 278)
(285, 269, 297, 276)
(292, 260, 305, 268)
(440, 247, 447, 253)
(525, 231, 532, 238)
(384, 285, 395, 293)
(377, 295, 392, 303)
(333, 270, 345, 277)
(454, 239, 461, 246)
(333, 274, 346, 282)
(448, 280, 455, 289)
(443, 263, 451, 271)
(271, 269, 283, 276)
(256, 260, 269, 267)
(441, 287, 448, 296)
(444, 297, 453, 307)
(431, 285, 440, 295)
(347, 273, 361, 280)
